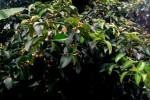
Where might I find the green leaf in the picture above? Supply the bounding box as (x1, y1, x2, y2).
(135, 73, 142, 86)
(137, 61, 146, 71)
(4, 51, 10, 59)
(108, 64, 115, 75)
(53, 34, 68, 41)
(72, 55, 77, 65)
(4, 77, 13, 90)
(129, 67, 138, 72)
(82, 23, 91, 31)
(146, 47, 150, 56)
(120, 71, 128, 83)
(64, 17, 79, 25)
(100, 21, 105, 29)
(123, 60, 135, 69)
(38, 9, 47, 17)
(25, 40, 32, 52)
(105, 40, 112, 54)
(32, 37, 43, 46)
(60, 55, 72, 68)
(144, 66, 150, 75)
(115, 53, 126, 63)
(141, 74, 147, 82)
(51, 42, 56, 52)
(0, 8, 25, 20)
(80, 36, 84, 44)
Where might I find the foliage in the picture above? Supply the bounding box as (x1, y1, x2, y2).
(0, 0, 150, 99)
(0, 8, 25, 20)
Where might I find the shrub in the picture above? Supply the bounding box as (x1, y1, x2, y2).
(0, 0, 150, 100)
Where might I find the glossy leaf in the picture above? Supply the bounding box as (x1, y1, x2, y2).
(115, 53, 126, 63)
(53, 34, 68, 41)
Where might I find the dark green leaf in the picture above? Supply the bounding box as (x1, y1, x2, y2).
(53, 34, 68, 41)
(4, 51, 10, 59)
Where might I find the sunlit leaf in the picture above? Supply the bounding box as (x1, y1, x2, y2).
(105, 40, 112, 54)
(137, 61, 146, 71)
(123, 60, 135, 69)
(135, 73, 142, 86)
(115, 53, 126, 63)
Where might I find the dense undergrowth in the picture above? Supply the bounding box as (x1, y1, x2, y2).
(0, 0, 150, 100)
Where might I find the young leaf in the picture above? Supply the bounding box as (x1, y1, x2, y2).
(135, 73, 142, 86)
(80, 36, 84, 44)
(115, 53, 126, 63)
(141, 74, 147, 82)
(123, 60, 135, 69)
(64, 17, 79, 25)
(120, 71, 128, 83)
(105, 40, 112, 54)
(53, 34, 68, 41)
(137, 61, 146, 71)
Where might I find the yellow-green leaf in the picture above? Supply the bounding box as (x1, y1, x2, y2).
(115, 53, 126, 63)
(135, 73, 142, 86)
(105, 40, 112, 55)
(120, 71, 128, 83)
(123, 60, 135, 69)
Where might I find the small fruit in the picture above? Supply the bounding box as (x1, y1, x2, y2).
(78, 22, 83, 27)
(61, 27, 67, 33)
(72, 27, 77, 32)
